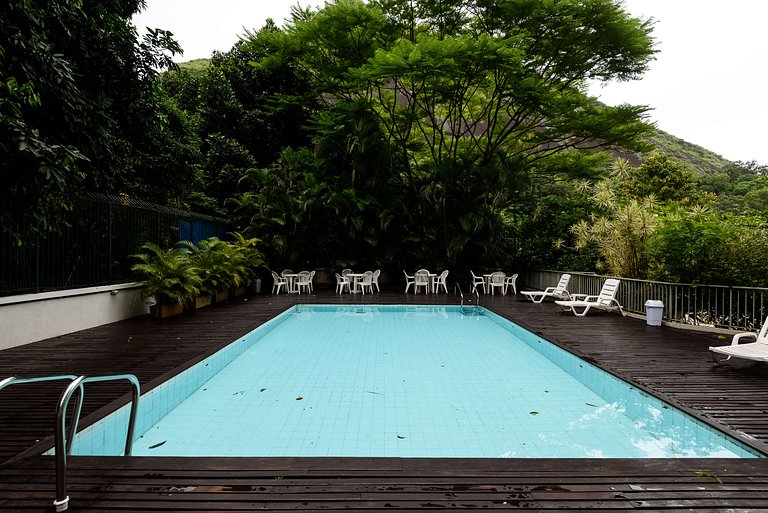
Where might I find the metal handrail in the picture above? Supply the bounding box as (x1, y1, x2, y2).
(454, 283, 464, 307)
(54, 374, 140, 512)
(0, 375, 84, 454)
(0, 373, 140, 512)
(455, 283, 482, 315)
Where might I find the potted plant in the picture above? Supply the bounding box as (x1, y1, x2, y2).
(131, 242, 202, 318)
(183, 238, 233, 305)
(228, 232, 265, 296)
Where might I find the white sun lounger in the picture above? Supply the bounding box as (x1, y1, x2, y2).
(554, 278, 625, 317)
(709, 319, 768, 364)
(521, 274, 571, 303)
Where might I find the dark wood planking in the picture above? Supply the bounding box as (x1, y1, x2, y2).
(3, 288, 768, 510)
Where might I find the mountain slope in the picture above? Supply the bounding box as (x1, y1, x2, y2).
(648, 130, 733, 175)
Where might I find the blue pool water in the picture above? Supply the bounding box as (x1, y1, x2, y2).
(71, 305, 761, 458)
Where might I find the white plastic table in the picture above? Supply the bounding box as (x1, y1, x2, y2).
(346, 273, 365, 293)
(282, 273, 299, 293)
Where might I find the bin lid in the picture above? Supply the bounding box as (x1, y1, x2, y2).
(645, 300, 664, 307)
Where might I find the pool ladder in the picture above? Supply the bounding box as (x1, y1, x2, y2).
(0, 374, 140, 512)
(455, 283, 482, 315)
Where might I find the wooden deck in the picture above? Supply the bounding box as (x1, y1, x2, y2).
(2, 288, 768, 511)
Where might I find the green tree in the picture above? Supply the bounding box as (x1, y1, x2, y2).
(620, 153, 702, 203)
(646, 207, 729, 284)
(243, 0, 655, 269)
(1, 0, 190, 235)
(571, 198, 657, 278)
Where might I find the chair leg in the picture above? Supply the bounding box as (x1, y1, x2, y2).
(574, 305, 591, 316)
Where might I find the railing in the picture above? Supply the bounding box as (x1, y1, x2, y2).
(454, 283, 464, 306)
(521, 270, 768, 332)
(0, 193, 231, 296)
(455, 283, 482, 315)
(0, 373, 140, 512)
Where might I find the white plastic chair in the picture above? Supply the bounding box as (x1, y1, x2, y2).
(488, 271, 506, 295)
(281, 269, 293, 277)
(470, 271, 485, 293)
(372, 269, 381, 292)
(554, 279, 625, 316)
(504, 273, 518, 295)
(335, 273, 350, 294)
(710, 317, 768, 364)
(355, 271, 374, 294)
(271, 271, 287, 295)
(521, 274, 571, 303)
(435, 270, 449, 293)
(403, 270, 415, 293)
(414, 269, 430, 294)
(294, 271, 312, 294)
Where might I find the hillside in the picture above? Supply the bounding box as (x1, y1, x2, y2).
(176, 58, 210, 75)
(648, 129, 733, 175)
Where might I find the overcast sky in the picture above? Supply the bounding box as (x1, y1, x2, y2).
(133, 1, 768, 165)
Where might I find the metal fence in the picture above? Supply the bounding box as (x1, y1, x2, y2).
(521, 270, 768, 332)
(1, 193, 230, 296)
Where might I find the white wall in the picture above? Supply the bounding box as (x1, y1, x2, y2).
(0, 283, 150, 351)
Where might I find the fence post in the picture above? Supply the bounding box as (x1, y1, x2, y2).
(34, 232, 41, 294)
(108, 202, 113, 280)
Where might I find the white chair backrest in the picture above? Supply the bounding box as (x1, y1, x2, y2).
(757, 317, 768, 344)
(341, 268, 352, 277)
(271, 271, 282, 281)
(335, 272, 345, 282)
(281, 269, 293, 277)
(372, 269, 381, 281)
(554, 274, 571, 293)
(439, 270, 449, 280)
(597, 279, 620, 304)
(360, 270, 373, 285)
(416, 269, 429, 275)
(490, 271, 506, 284)
(415, 272, 430, 285)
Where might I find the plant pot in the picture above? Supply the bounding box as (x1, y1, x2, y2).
(195, 294, 212, 309)
(215, 289, 229, 303)
(233, 286, 247, 297)
(150, 301, 184, 319)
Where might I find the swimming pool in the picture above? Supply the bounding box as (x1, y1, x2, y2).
(70, 305, 762, 458)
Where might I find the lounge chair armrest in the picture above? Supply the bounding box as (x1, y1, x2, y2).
(732, 332, 758, 345)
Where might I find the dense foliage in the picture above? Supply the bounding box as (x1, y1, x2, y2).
(1, 0, 195, 238)
(160, 0, 656, 276)
(552, 156, 768, 286)
(6, 0, 768, 289)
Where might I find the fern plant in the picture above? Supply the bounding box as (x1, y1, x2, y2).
(130, 242, 202, 306)
(182, 238, 234, 296)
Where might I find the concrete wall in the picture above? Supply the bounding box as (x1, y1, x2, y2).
(0, 283, 150, 351)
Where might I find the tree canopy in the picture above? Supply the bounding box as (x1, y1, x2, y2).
(1, 0, 192, 236)
(217, 0, 656, 272)
(16, 0, 768, 288)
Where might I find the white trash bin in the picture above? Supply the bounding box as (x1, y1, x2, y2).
(644, 300, 664, 326)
